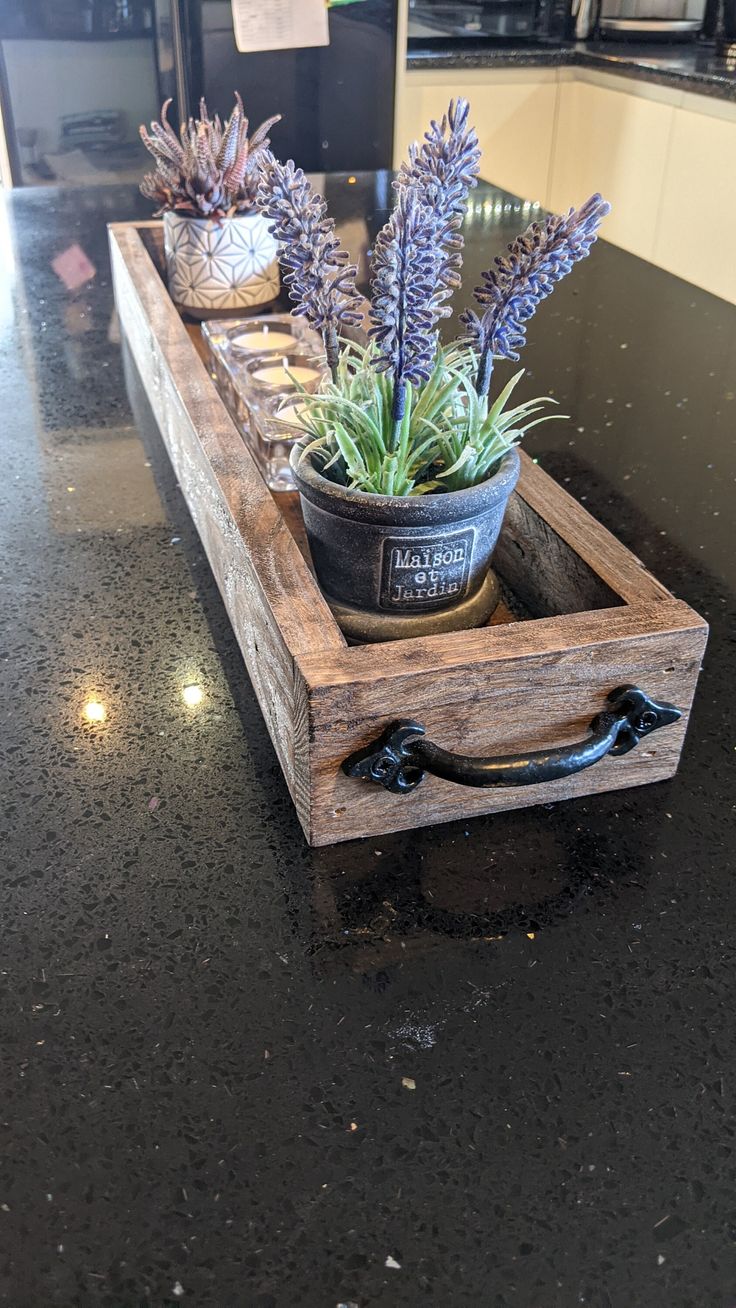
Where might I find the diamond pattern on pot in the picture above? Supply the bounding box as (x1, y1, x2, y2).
(164, 212, 280, 311)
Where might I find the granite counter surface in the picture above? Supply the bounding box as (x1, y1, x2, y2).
(408, 38, 736, 101)
(1, 176, 735, 1307)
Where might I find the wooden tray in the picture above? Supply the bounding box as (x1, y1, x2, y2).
(109, 220, 708, 846)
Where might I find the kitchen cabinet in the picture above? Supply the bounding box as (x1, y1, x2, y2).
(396, 68, 558, 206)
(399, 64, 736, 303)
(549, 72, 675, 263)
(654, 94, 736, 303)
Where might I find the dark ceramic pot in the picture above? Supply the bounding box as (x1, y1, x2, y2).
(290, 446, 521, 642)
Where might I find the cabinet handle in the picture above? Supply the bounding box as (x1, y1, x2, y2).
(342, 686, 681, 794)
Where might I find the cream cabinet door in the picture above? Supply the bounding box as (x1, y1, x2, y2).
(398, 64, 736, 304)
(398, 69, 559, 206)
(548, 73, 676, 262)
(654, 97, 736, 303)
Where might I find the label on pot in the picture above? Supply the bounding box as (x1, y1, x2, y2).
(379, 529, 474, 610)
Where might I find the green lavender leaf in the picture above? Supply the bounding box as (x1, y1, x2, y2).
(294, 338, 561, 495)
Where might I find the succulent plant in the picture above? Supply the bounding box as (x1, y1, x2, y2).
(139, 94, 280, 219)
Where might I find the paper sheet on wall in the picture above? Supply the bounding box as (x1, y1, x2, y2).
(232, 0, 329, 52)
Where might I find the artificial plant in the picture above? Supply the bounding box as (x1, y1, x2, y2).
(140, 94, 280, 219)
(258, 99, 611, 495)
(257, 157, 363, 378)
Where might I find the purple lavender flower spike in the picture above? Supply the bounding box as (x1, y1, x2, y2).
(369, 186, 448, 442)
(256, 154, 363, 379)
(395, 98, 481, 308)
(461, 192, 611, 397)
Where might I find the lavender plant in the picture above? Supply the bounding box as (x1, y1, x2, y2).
(394, 97, 481, 306)
(140, 94, 280, 218)
(259, 99, 610, 496)
(369, 186, 450, 444)
(369, 98, 481, 446)
(256, 156, 363, 379)
(296, 342, 560, 495)
(460, 193, 611, 398)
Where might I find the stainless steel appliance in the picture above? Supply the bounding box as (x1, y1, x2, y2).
(407, 0, 570, 45)
(179, 0, 398, 173)
(572, 0, 598, 37)
(598, 0, 706, 38)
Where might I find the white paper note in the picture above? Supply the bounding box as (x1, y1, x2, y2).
(232, 0, 329, 53)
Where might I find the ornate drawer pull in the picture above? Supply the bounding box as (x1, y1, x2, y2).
(342, 686, 681, 794)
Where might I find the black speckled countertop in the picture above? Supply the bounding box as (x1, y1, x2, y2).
(2, 176, 736, 1307)
(408, 38, 736, 101)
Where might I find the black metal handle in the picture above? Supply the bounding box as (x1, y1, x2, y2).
(342, 686, 681, 794)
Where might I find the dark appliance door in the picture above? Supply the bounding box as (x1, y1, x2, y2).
(0, 0, 163, 186)
(175, 0, 398, 173)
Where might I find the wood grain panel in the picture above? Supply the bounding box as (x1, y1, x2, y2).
(109, 223, 342, 831)
(109, 224, 342, 657)
(297, 600, 705, 691)
(514, 453, 673, 604)
(301, 617, 707, 844)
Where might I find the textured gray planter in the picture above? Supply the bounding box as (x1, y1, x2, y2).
(290, 446, 521, 642)
(163, 210, 279, 318)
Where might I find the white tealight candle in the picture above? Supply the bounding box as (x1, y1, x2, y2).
(252, 358, 320, 388)
(277, 399, 309, 427)
(232, 326, 296, 353)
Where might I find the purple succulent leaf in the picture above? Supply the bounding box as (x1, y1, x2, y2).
(215, 96, 242, 172)
(223, 141, 250, 193)
(248, 114, 281, 154)
(158, 99, 186, 161)
(138, 127, 179, 169)
(195, 121, 214, 179)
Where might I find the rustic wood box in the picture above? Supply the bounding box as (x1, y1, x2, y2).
(109, 221, 708, 847)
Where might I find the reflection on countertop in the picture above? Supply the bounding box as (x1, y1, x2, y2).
(408, 36, 736, 99)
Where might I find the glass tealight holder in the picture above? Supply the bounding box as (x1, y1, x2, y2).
(201, 319, 236, 391)
(201, 318, 328, 491)
(225, 314, 322, 362)
(242, 348, 328, 491)
(201, 315, 323, 398)
(252, 394, 322, 492)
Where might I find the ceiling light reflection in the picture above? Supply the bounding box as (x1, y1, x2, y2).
(181, 683, 204, 708)
(83, 699, 107, 724)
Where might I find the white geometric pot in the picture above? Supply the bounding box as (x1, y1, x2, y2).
(163, 210, 280, 317)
